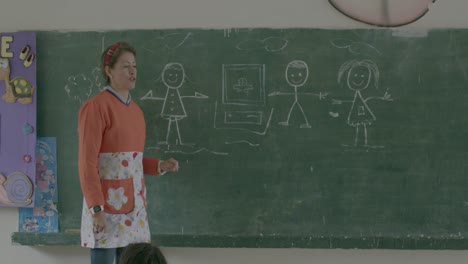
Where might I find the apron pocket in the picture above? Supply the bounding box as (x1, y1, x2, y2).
(101, 178, 135, 214)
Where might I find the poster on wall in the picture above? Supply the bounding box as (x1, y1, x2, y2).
(0, 32, 37, 207)
(18, 137, 58, 233)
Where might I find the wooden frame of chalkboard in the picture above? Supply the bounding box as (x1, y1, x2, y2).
(11, 233, 468, 249)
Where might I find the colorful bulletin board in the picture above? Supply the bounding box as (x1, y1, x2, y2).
(0, 32, 36, 207)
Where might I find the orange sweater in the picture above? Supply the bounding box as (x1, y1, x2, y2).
(78, 91, 160, 209)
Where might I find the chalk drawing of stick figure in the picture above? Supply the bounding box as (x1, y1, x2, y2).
(332, 59, 392, 147)
(269, 60, 327, 128)
(161, 63, 188, 145)
(142, 62, 208, 146)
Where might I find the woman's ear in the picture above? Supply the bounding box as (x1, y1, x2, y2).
(104, 65, 112, 79)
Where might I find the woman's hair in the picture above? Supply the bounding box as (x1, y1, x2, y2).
(119, 243, 167, 264)
(101, 41, 136, 84)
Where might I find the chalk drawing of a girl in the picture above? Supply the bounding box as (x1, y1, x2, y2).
(156, 62, 207, 145)
(160, 63, 188, 145)
(140, 62, 207, 147)
(333, 59, 392, 147)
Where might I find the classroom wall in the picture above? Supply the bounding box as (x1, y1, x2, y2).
(1, 1, 468, 263)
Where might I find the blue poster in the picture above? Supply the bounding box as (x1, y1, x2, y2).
(18, 137, 58, 233)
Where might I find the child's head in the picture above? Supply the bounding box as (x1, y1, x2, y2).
(119, 243, 167, 264)
(162, 62, 185, 89)
(338, 59, 379, 91)
(285, 60, 309, 87)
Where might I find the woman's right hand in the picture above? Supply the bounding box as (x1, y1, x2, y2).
(92, 213, 107, 233)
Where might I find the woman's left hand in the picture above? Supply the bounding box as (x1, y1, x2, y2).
(160, 158, 179, 172)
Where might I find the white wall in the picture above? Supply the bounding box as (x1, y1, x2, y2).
(1, 0, 468, 263)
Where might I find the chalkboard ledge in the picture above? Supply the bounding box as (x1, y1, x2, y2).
(11, 232, 468, 249)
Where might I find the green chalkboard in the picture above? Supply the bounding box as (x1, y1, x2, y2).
(11, 28, 468, 249)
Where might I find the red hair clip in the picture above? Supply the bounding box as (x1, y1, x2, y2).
(104, 42, 121, 66)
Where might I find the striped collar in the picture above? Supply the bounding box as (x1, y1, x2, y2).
(104, 86, 132, 105)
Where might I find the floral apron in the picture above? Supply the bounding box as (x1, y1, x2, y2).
(81, 152, 150, 248)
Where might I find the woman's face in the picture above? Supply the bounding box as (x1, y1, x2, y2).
(107, 51, 137, 91)
(162, 63, 185, 89)
(347, 65, 371, 91)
